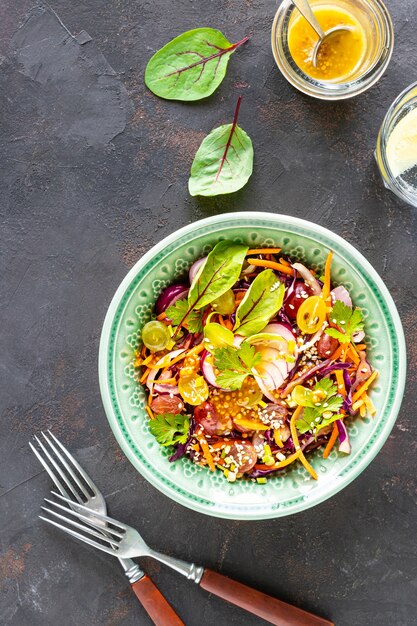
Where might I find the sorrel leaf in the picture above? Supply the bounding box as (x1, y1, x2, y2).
(172, 240, 248, 336)
(234, 270, 285, 336)
(188, 240, 248, 310)
(145, 28, 249, 101)
(188, 97, 254, 196)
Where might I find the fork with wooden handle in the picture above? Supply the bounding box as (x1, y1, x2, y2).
(41, 492, 334, 626)
(30, 432, 184, 626)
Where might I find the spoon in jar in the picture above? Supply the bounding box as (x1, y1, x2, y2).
(291, 0, 353, 68)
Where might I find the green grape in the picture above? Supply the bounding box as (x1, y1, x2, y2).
(142, 320, 170, 352)
(291, 385, 312, 407)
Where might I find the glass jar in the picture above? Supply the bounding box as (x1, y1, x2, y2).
(376, 82, 417, 208)
(271, 0, 394, 100)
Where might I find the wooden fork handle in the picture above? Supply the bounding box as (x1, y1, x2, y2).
(131, 575, 184, 626)
(199, 569, 333, 626)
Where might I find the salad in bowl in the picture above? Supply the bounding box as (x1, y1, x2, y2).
(99, 212, 405, 519)
(136, 241, 377, 483)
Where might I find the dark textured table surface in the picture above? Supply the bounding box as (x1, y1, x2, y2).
(1, 1, 416, 625)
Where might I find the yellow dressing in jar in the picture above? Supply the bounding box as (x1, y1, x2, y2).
(288, 5, 367, 82)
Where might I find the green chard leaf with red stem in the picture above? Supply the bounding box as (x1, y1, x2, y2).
(188, 96, 254, 197)
(145, 28, 249, 101)
(171, 240, 248, 337)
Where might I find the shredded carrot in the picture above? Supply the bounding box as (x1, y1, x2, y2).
(277, 257, 290, 267)
(197, 430, 215, 471)
(363, 393, 376, 416)
(290, 406, 318, 480)
(218, 316, 233, 331)
(151, 343, 204, 370)
(254, 450, 302, 472)
(352, 398, 364, 412)
(234, 291, 246, 306)
(348, 345, 360, 365)
(156, 311, 167, 321)
(359, 404, 366, 417)
(321, 251, 334, 301)
(246, 258, 294, 276)
(145, 405, 155, 420)
(323, 425, 338, 459)
(355, 343, 367, 351)
(352, 370, 378, 403)
(246, 248, 282, 255)
(274, 430, 284, 448)
(191, 443, 201, 452)
(155, 376, 177, 385)
(210, 440, 233, 451)
(141, 344, 147, 358)
(330, 343, 344, 362)
(335, 369, 346, 397)
(140, 368, 151, 384)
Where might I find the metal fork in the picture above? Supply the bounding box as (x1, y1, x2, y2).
(41, 492, 334, 626)
(30, 432, 184, 626)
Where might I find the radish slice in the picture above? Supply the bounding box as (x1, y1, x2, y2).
(353, 330, 365, 343)
(254, 374, 278, 403)
(292, 263, 321, 295)
(189, 257, 206, 283)
(262, 323, 298, 372)
(331, 285, 352, 307)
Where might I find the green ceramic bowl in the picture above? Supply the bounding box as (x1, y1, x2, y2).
(99, 212, 406, 520)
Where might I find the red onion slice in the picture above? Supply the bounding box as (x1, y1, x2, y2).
(331, 285, 352, 307)
(189, 257, 206, 284)
(200, 350, 222, 388)
(292, 263, 321, 295)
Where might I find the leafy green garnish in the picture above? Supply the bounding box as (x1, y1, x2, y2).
(189, 97, 254, 197)
(234, 269, 285, 336)
(149, 413, 190, 446)
(214, 342, 261, 390)
(171, 240, 248, 337)
(325, 300, 364, 344)
(166, 299, 204, 334)
(296, 377, 343, 435)
(145, 29, 249, 102)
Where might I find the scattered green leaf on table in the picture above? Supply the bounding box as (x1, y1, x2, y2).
(188, 96, 254, 196)
(234, 269, 285, 336)
(145, 28, 249, 101)
(149, 413, 190, 446)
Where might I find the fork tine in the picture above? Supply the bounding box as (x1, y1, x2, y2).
(40, 516, 118, 556)
(41, 506, 119, 546)
(29, 441, 72, 500)
(47, 430, 98, 494)
(45, 497, 125, 537)
(40, 432, 90, 500)
(50, 492, 126, 531)
(33, 436, 83, 503)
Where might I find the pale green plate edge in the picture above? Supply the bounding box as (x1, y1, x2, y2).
(98, 212, 406, 520)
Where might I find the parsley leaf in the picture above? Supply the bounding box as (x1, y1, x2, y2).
(165, 299, 204, 334)
(295, 377, 343, 434)
(325, 300, 364, 344)
(314, 377, 337, 396)
(149, 413, 190, 447)
(214, 343, 261, 390)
